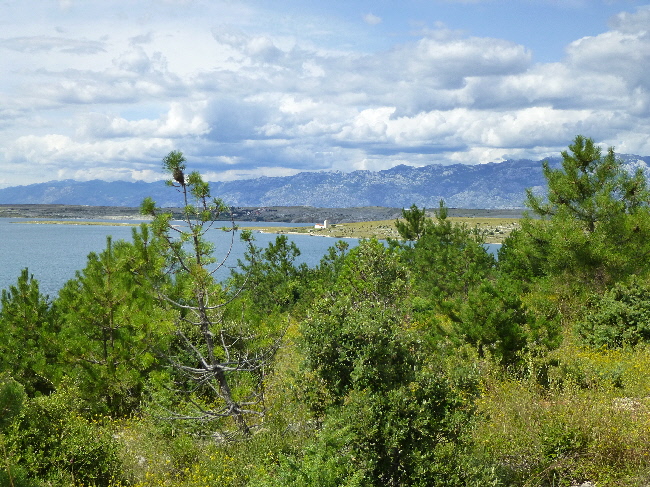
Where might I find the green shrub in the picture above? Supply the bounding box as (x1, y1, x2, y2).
(0, 466, 40, 487)
(577, 278, 650, 348)
(9, 385, 123, 486)
(472, 373, 650, 486)
(1, 375, 32, 487)
(259, 367, 476, 487)
(0, 374, 26, 432)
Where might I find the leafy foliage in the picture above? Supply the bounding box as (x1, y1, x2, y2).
(408, 201, 495, 302)
(296, 238, 482, 486)
(263, 373, 472, 487)
(0, 375, 25, 432)
(57, 233, 171, 416)
(6, 138, 650, 486)
(457, 279, 529, 365)
(0, 269, 59, 396)
(8, 385, 123, 487)
(502, 135, 650, 285)
(395, 203, 429, 241)
(577, 278, 650, 348)
(300, 240, 411, 402)
(525, 135, 649, 232)
(228, 234, 306, 315)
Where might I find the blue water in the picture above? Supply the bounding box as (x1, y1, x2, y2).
(0, 218, 501, 299)
(0, 218, 360, 298)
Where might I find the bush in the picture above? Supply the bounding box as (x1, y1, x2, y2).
(257, 369, 475, 487)
(577, 278, 650, 348)
(1, 375, 34, 487)
(9, 384, 123, 486)
(0, 374, 26, 432)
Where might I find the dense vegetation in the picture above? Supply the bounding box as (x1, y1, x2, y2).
(3, 136, 650, 486)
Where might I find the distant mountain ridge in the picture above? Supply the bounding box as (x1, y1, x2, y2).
(2, 155, 649, 209)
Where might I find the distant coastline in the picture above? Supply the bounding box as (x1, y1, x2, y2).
(246, 217, 519, 244)
(1, 204, 523, 242)
(0, 204, 525, 221)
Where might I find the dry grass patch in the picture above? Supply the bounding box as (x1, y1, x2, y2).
(246, 217, 520, 243)
(471, 346, 650, 486)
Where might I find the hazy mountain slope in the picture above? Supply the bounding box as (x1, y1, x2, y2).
(2, 156, 648, 209)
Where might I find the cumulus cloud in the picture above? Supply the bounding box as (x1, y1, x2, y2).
(76, 102, 209, 140)
(566, 31, 650, 91)
(2, 2, 650, 187)
(396, 35, 532, 81)
(608, 5, 650, 33)
(2, 132, 177, 184)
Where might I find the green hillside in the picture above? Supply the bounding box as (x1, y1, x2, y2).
(3, 138, 650, 486)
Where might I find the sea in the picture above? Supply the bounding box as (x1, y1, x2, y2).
(0, 218, 352, 298)
(0, 217, 500, 299)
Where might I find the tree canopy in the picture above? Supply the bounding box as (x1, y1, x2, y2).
(501, 135, 650, 285)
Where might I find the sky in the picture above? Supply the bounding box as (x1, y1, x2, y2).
(2, 0, 650, 188)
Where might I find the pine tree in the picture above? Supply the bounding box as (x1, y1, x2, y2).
(502, 135, 650, 284)
(0, 269, 59, 396)
(141, 150, 274, 437)
(57, 233, 169, 415)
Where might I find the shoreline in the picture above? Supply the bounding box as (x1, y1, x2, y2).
(12, 220, 141, 226)
(245, 217, 519, 243)
(2, 205, 521, 243)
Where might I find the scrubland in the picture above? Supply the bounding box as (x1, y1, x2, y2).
(3, 138, 650, 486)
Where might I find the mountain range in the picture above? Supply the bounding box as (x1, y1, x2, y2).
(2, 155, 650, 209)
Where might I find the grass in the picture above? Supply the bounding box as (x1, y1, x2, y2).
(245, 217, 520, 243)
(14, 216, 521, 243)
(467, 338, 650, 486)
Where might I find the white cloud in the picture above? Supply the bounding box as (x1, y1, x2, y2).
(5, 133, 172, 168)
(338, 107, 396, 142)
(608, 5, 650, 33)
(75, 101, 209, 140)
(0, 36, 105, 54)
(363, 13, 382, 25)
(566, 31, 650, 90)
(113, 46, 157, 74)
(2, 1, 650, 188)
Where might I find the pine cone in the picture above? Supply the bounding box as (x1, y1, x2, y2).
(173, 167, 185, 185)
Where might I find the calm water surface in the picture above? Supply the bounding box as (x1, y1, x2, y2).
(0, 218, 358, 298)
(1, 218, 500, 299)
